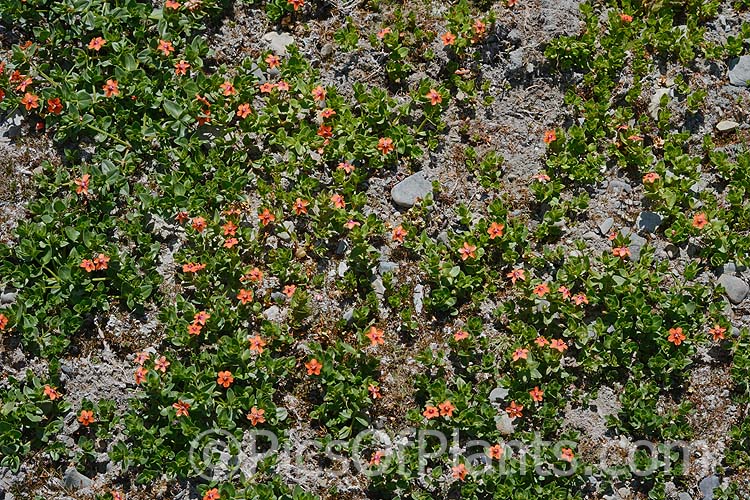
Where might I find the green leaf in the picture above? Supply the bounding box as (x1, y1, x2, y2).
(163, 100, 183, 120)
(64, 227, 80, 242)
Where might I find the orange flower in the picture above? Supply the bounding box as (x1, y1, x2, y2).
(366, 326, 385, 346)
(312, 85, 326, 101)
(248, 335, 267, 354)
(259, 82, 275, 93)
(377, 137, 394, 155)
(558, 286, 571, 300)
(283, 284, 297, 297)
(191, 218, 207, 234)
(88, 37, 106, 51)
(454, 329, 469, 341)
(369, 450, 385, 465)
(237, 103, 252, 118)
(47, 97, 63, 114)
(692, 212, 708, 229)
(174, 60, 190, 76)
(422, 405, 439, 419)
(287, 0, 304, 10)
(643, 172, 660, 184)
(709, 324, 726, 342)
(20, 92, 39, 110)
(157, 39, 174, 55)
(134, 366, 148, 385)
(620, 13, 633, 22)
(277, 80, 290, 92)
(505, 401, 523, 419)
(74, 174, 90, 195)
(561, 447, 575, 462)
(487, 444, 504, 460)
(237, 289, 253, 305)
(441, 32, 457, 46)
(459, 242, 477, 260)
(425, 89, 442, 106)
(550, 338, 568, 352)
(344, 219, 360, 229)
(543, 129, 556, 144)
(472, 19, 487, 37)
(572, 293, 588, 306)
(507, 268, 525, 284)
(317, 124, 333, 139)
(16, 77, 33, 92)
(103, 79, 119, 98)
(451, 463, 468, 481)
(258, 208, 275, 225)
(80, 259, 96, 272)
(217, 370, 234, 388)
(512, 348, 528, 361)
(219, 81, 236, 96)
(377, 27, 392, 39)
(487, 222, 504, 239)
(529, 386, 544, 402)
(203, 488, 219, 500)
(223, 237, 238, 248)
(222, 221, 238, 236)
(44, 385, 60, 400)
(265, 54, 280, 68)
(330, 194, 346, 209)
(248, 267, 263, 282)
(182, 262, 206, 273)
(612, 246, 630, 259)
(93, 253, 109, 270)
(175, 211, 189, 223)
(197, 109, 211, 125)
(534, 172, 551, 182)
(0, 89, 5, 103)
(193, 311, 210, 325)
(534, 336, 549, 347)
(154, 356, 171, 372)
(173, 400, 190, 417)
(321, 108, 336, 119)
(668, 327, 686, 346)
(532, 282, 550, 298)
(338, 161, 354, 174)
(78, 409, 96, 426)
(247, 406, 266, 426)
(305, 358, 322, 375)
(368, 384, 382, 399)
(165, 0, 180, 8)
(111, 491, 124, 500)
(134, 351, 150, 365)
(438, 400, 455, 418)
(392, 225, 407, 243)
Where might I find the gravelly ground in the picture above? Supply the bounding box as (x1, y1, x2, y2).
(2, 0, 750, 498)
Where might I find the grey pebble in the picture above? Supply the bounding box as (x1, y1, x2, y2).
(63, 467, 92, 490)
(378, 261, 398, 274)
(262, 31, 295, 56)
(608, 179, 632, 193)
(391, 171, 433, 208)
(728, 55, 750, 86)
(413, 284, 424, 314)
(636, 211, 662, 233)
(598, 217, 614, 235)
(716, 120, 739, 132)
(717, 274, 749, 304)
(699, 474, 719, 500)
(263, 305, 283, 322)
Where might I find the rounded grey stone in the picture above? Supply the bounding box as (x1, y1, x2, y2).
(717, 274, 749, 304)
(391, 171, 432, 208)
